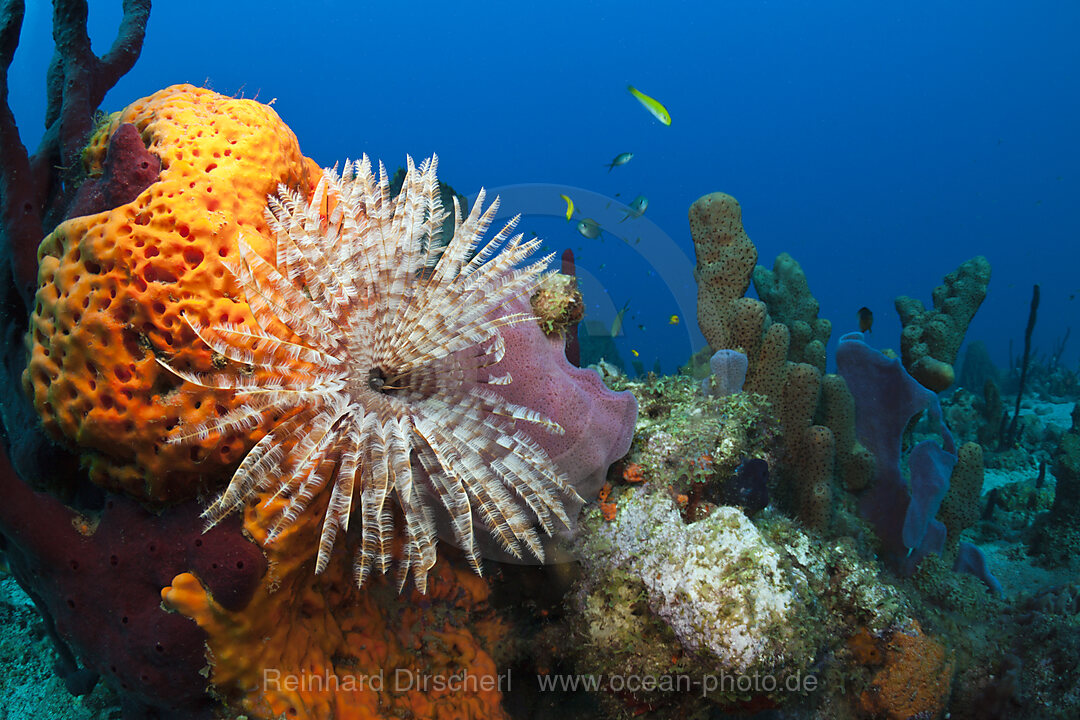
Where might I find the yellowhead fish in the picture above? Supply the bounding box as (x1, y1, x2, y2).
(628, 85, 671, 125)
(560, 194, 574, 221)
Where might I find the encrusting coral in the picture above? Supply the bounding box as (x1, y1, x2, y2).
(570, 485, 934, 716)
(609, 371, 780, 499)
(856, 620, 955, 720)
(578, 490, 826, 677)
(531, 271, 584, 337)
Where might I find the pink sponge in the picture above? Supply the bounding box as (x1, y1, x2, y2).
(487, 296, 638, 505)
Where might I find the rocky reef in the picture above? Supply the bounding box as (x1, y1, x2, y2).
(2, 5, 1079, 720)
(529, 192, 1077, 720)
(0, 13, 638, 716)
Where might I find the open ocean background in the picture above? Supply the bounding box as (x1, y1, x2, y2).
(8, 0, 1079, 376)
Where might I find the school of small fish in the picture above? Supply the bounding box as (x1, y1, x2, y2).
(554, 84, 677, 363)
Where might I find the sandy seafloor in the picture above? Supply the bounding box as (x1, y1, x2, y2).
(970, 399, 1074, 600)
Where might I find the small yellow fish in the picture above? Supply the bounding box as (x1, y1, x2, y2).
(631, 349, 640, 358)
(560, 194, 574, 221)
(668, 314, 679, 326)
(627, 85, 671, 126)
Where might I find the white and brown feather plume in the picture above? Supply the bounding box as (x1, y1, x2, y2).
(160, 155, 576, 593)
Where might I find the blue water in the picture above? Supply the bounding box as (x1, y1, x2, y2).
(9, 0, 1080, 376)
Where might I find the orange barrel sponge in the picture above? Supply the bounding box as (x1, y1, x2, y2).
(24, 84, 321, 501)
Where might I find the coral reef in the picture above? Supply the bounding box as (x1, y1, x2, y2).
(613, 371, 779, 498)
(1031, 404, 1080, 567)
(895, 255, 991, 392)
(3, 80, 636, 718)
(577, 491, 827, 678)
(2, 8, 1078, 718)
(569, 484, 933, 717)
(547, 189, 1069, 720)
(689, 192, 839, 533)
(562, 353, 1080, 720)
